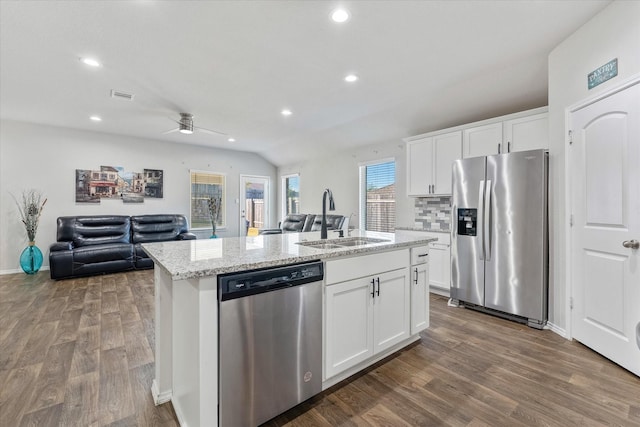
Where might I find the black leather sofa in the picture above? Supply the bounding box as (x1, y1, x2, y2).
(49, 214, 196, 280)
(259, 214, 346, 235)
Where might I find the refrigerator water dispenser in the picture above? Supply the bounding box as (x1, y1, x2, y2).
(457, 208, 477, 236)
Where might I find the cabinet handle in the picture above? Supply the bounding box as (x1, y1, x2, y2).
(498, 143, 501, 154)
(414, 268, 418, 284)
(417, 253, 429, 257)
(507, 141, 511, 152)
(376, 277, 380, 296)
(370, 278, 376, 299)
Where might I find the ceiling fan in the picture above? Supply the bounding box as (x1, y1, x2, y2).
(164, 113, 227, 136)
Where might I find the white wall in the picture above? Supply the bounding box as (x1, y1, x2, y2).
(277, 139, 415, 231)
(548, 0, 640, 334)
(0, 120, 277, 274)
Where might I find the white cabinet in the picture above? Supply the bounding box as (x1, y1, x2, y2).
(395, 230, 451, 297)
(463, 109, 548, 158)
(410, 245, 429, 335)
(406, 131, 462, 196)
(325, 250, 410, 379)
(503, 112, 549, 153)
(427, 236, 451, 296)
(462, 122, 503, 158)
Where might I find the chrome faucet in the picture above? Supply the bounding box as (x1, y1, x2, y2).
(321, 188, 335, 239)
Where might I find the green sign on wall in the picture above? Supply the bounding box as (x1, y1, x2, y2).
(588, 58, 618, 90)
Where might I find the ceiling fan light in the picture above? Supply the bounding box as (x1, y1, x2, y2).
(179, 128, 193, 134)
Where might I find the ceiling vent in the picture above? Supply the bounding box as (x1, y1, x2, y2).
(110, 90, 134, 101)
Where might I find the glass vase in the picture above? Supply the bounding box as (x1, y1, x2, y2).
(20, 242, 43, 274)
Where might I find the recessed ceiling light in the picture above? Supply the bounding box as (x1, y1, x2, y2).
(81, 57, 102, 67)
(228, 137, 236, 142)
(90, 116, 102, 122)
(281, 109, 292, 116)
(331, 8, 350, 23)
(345, 74, 359, 82)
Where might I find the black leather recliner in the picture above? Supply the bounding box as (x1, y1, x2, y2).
(49, 214, 196, 280)
(258, 213, 346, 235)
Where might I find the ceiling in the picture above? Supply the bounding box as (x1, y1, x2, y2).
(0, 1, 611, 167)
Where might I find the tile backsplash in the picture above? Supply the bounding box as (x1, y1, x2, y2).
(414, 196, 451, 230)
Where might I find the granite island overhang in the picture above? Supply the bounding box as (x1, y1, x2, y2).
(142, 230, 436, 426)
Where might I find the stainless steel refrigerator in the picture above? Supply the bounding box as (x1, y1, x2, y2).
(451, 149, 548, 328)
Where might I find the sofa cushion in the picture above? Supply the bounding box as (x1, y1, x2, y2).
(57, 216, 131, 247)
(308, 214, 345, 232)
(72, 243, 134, 264)
(280, 214, 308, 232)
(131, 214, 191, 243)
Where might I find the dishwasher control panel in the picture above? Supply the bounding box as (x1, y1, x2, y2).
(218, 260, 324, 301)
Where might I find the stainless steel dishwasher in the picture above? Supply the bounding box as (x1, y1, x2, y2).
(218, 260, 324, 427)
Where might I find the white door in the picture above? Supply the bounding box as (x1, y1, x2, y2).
(406, 137, 433, 196)
(570, 80, 640, 377)
(410, 263, 429, 335)
(462, 122, 503, 158)
(433, 131, 462, 194)
(239, 175, 269, 236)
(325, 278, 374, 379)
(373, 268, 410, 353)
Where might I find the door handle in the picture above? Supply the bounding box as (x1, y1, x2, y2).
(370, 278, 376, 299)
(376, 277, 380, 296)
(623, 240, 639, 249)
(478, 180, 485, 261)
(414, 268, 418, 284)
(484, 180, 492, 261)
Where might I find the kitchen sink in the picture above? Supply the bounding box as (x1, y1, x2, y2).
(296, 242, 343, 250)
(297, 236, 390, 249)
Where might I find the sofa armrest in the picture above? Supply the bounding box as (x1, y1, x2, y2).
(178, 232, 197, 240)
(50, 241, 73, 251)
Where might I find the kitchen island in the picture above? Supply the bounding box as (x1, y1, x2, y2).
(143, 230, 435, 426)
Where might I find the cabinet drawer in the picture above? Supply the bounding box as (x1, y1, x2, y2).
(326, 249, 409, 285)
(410, 245, 429, 265)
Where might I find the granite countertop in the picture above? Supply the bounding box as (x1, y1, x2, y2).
(395, 227, 451, 234)
(142, 230, 436, 280)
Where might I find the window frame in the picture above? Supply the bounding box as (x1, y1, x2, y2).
(281, 173, 300, 219)
(358, 158, 396, 232)
(190, 170, 227, 231)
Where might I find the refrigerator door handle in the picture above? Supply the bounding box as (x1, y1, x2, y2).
(484, 180, 492, 261)
(478, 180, 485, 261)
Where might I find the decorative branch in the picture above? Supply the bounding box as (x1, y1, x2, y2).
(207, 196, 222, 233)
(12, 189, 47, 242)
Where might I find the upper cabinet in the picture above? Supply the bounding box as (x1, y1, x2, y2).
(406, 130, 462, 197)
(463, 108, 548, 158)
(406, 107, 548, 196)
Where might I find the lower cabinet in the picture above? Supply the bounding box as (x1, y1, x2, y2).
(325, 251, 410, 380)
(410, 246, 429, 335)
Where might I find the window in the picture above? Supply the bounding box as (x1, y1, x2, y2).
(190, 171, 226, 229)
(282, 174, 300, 217)
(359, 160, 395, 232)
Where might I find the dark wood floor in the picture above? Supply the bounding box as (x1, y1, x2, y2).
(1, 270, 639, 426)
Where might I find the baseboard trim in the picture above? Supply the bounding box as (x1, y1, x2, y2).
(151, 379, 172, 406)
(546, 322, 568, 339)
(0, 266, 50, 275)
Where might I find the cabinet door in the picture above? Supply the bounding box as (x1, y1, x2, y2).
(428, 242, 450, 293)
(407, 137, 434, 196)
(325, 277, 374, 379)
(503, 112, 548, 152)
(433, 131, 462, 194)
(410, 263, 429, 334)
(373, 268, 410, 354)
(463, 122, 503, 158)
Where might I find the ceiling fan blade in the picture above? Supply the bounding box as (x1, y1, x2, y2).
(197, 127, 227, 136)
(162, 128, 180, 134)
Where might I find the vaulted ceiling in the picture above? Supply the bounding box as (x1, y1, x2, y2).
(0, 1, 611, 166)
